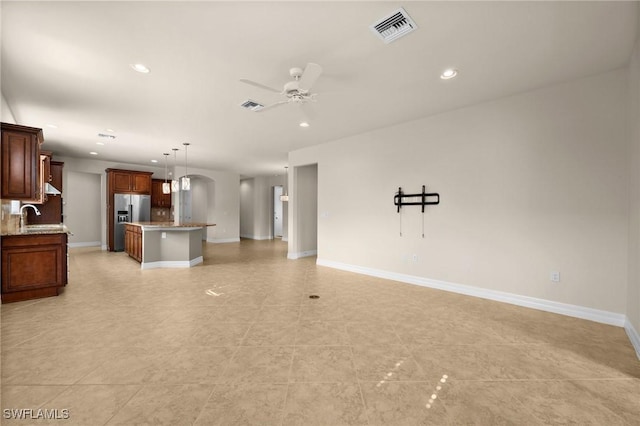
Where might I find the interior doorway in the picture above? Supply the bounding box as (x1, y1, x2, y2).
(273, 185, 283, 238)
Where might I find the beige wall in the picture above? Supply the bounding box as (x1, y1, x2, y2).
(287, 164, 317, 258)
(240, 175, 288, 240)
(627, 14, 640, 347)
(291, 68, 629, 316)
(65, 171, 101, 246)
(240, 178, 256, 238)
(172, 165, 239, 243)
(1, 93, 16, 123)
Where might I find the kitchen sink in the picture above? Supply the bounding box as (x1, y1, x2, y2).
(24, 224, 65, 228)
(21, 224, 69, 234)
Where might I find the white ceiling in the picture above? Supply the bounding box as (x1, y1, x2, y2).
(2, 1, 638, 177)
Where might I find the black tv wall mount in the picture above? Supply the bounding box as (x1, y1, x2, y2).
(394, 185, 440, 213)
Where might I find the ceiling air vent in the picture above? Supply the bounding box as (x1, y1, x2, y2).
(370, 7, 418, 44)
(240, 100, 264, 111)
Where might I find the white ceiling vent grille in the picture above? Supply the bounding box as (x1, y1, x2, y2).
(240, 100, 264, 111)
(370, 8, 418, 44)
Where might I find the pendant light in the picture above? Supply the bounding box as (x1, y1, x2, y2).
(171, 148, 180, 192)
(181, 142, 191, 191)
(162, 153, 171, 194)
(280, 166, 289, 202)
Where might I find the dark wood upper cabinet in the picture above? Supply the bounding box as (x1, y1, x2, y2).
(132, 173, 151, 194)
(112, 170, 134, 193)
(108, 169, 152, 194)
(151, 179, 172, 208)
(1, 123, 43, 200)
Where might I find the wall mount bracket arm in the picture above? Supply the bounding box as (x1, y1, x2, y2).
(394, 185, 440, 213)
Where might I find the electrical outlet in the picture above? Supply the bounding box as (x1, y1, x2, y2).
(161, 232, 167, 239)
(550, 271, 560, 282)
(412, 254, 418, 262)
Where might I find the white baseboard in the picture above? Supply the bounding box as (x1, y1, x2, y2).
(288, 250, 318, 260)
(68, 241, 101, 248)
(282, 237, 288, 242)
(239, 234, 272, 240)
(101, 244, 108, 251)
(316, 258, 627, 328)
(207, 237, 241, 244)
(625, 318, 640, 360)
(141, 256, 203, 270)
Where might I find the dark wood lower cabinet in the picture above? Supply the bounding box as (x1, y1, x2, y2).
(1, 233, 68, 303)
(124, 224, 142, 262)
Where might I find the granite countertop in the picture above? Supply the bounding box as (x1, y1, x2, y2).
(126, 222, 216, 228)
(1, 224, 73, 236)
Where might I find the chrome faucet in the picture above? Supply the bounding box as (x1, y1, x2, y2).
(19, 204, 41, 228)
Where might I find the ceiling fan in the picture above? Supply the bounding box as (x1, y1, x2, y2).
(240, 63, 323, 112)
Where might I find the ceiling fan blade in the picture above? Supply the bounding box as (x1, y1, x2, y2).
(255, 100, 289, 112)
(239, 79, 282, 94)
(298, 63, 323, 91)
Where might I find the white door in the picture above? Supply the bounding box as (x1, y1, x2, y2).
(273, 186, 283, 238)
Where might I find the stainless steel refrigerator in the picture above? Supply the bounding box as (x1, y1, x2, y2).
(113, 193, 151, 252)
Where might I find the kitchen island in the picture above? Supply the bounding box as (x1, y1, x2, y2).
(123, 222, 215, 270)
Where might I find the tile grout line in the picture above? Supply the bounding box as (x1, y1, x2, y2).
(101, 384, 145, 426)
(349, 344, 372, 426)
(278, 299, 303, 426)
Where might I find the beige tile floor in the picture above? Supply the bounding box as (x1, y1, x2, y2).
(1, 239, 639, 425)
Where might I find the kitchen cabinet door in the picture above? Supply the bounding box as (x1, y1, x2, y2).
(1, 123, 43, 200)
(132, 173, 151, 194)
(1, 233, 68, 303)
(151, 179, 172, 207)
(112, 171, 133, 192)
(151, 179, 163, 207)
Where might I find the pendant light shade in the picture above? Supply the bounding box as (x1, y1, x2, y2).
(171, 148, 180, 192)
(162, 153, 171, 194)
(181, 142, 191, 191)
(280, 166, 289, 202)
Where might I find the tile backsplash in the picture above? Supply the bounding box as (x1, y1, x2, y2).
(0, 199, 21, 234)
(151, 207, 172, 221)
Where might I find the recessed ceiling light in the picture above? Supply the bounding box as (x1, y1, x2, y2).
(130, 63, 150, 74)
(89, 151, 98, 155)
(150, 159, 158, 163)
(96, 142, 105, 146)
(299, 122, 310, 128)
(440, 68, 458, 80)
(105, 128, 115, 132)
(46, 124, 58, 128)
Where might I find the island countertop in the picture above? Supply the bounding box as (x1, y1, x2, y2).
(125, 222, 216, 229)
